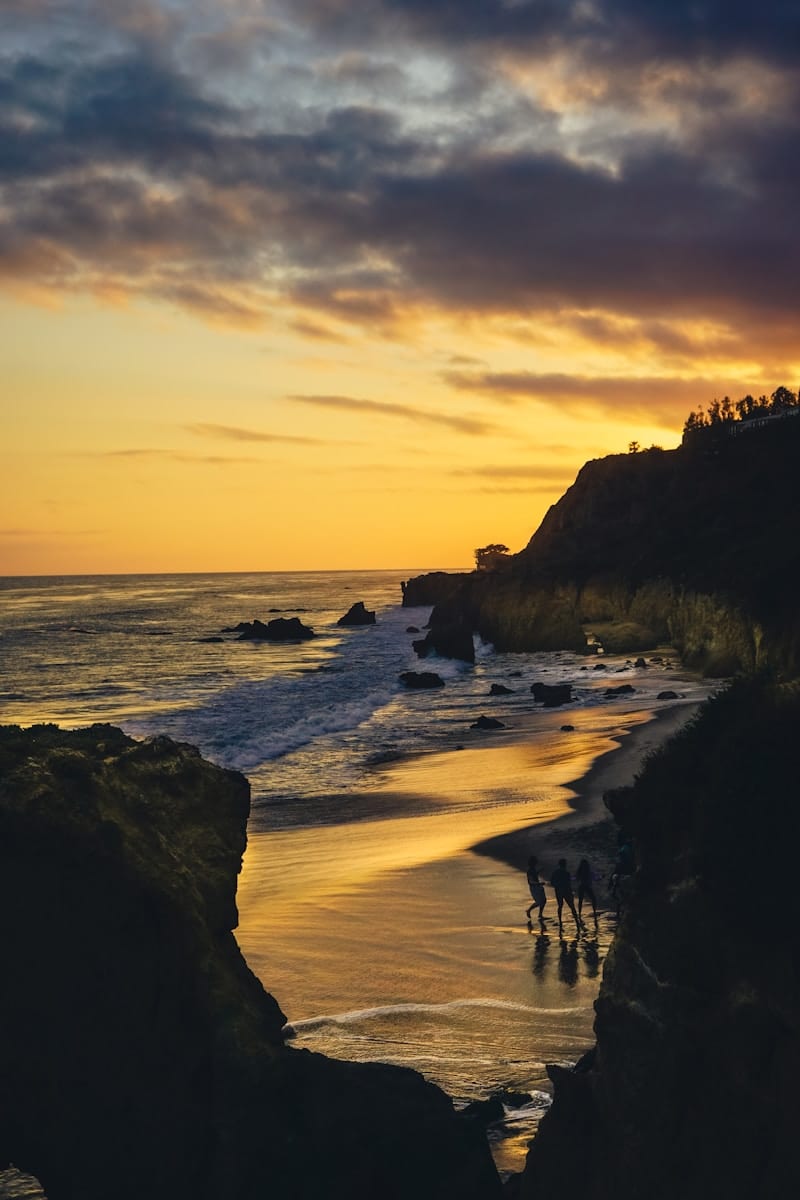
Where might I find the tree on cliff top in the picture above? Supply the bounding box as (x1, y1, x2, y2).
(683, 385, 799, 436)
(475, 544, 511, 571)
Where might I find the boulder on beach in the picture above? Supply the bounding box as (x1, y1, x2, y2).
(657, 690, 680, 700)
(231, 617, 315, 641)
(195, 636, 224, 644)
(337, 601, 376, 627)
(406, 625, 420, 634)
(398, 671, 445, 689)
(560, 724, 575, 732)
(530, 682, 572, 707)
(489, 684, 514, 695)
(634, 657, 648, 669)
(471, 715, 505, 730)
(604, 683, 636, 697)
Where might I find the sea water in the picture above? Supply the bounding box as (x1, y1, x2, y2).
(0, 571, 709, 1184)
(0, 570, 705, 811)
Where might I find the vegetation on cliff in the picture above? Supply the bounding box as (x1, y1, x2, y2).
(682, 384, 799, 437)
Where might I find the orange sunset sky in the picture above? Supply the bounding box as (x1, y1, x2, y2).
(2, 1, 798, 574)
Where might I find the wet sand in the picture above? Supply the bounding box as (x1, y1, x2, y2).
(471, 700, 702, 879)
(236, 694, 704, 1177)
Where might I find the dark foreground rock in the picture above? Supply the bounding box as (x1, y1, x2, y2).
(515, 680, 800, 1200)
(530, 682, 572, 707)
(471, 715, 505, 730)
(0, 725, 500, 1200)
(489, 684, 514, 695)
(230, 617, 315, 641)
(337, 601, 376, 626)
(399, 671, 445, 689)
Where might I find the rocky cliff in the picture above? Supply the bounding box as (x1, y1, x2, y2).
(404, 418, 800, 675)
(0, 724, 501, 1200)
(513, 678, 800, 1200)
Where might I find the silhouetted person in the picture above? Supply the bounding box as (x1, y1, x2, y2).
(576, 857, 598, 920)
(550, 858, 581, 931)
(525, 855, 547, 924)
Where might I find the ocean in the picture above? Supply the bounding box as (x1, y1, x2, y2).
(0, 571, 710, 1187)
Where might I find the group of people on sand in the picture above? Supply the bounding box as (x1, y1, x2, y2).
(524, 855, 598, 931)
(526, 838, 636, 928)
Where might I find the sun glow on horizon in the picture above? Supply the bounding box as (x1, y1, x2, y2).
(2, 2, 797, 575)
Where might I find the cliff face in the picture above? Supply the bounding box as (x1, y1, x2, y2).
(405, 420, 800, 675)
(0, 724, 501, 1200)
(515, 680, 800, 1200)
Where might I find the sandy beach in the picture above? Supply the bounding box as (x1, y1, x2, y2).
(236, 689, 705, 1178)
(472, 699, 702, 878)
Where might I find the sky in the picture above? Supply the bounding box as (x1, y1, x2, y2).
(2, 1, 799, 574)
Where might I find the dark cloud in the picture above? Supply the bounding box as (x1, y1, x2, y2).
(1, 2, 798, 358)
(288, 393, 495, 435)
(291, 0, 800, 65)
(450, 463, 574, 481)
(371, 139, 800, 321)
(186, 423, 327, 445)
(472, 483, 566, 495)
(79, 447, 264, 463)
(444, 370, 761, 424)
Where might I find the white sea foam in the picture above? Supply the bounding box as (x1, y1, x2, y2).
(286, 997, 589, 1034)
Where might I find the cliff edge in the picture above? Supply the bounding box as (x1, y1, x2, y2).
(404, 418, 800, 674)
(0, 724, 501, 1200)
(513, 679, 800, 1200)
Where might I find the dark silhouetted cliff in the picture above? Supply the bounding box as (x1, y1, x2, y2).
(403, 419, 800, 675)
(513, 679, 800, 1200)
(0, 724, 501, 1200)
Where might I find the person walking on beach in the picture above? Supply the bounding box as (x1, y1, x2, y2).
(550, 859, 582, 932)
(525, 855, 547, 924)
(576, 857, 598, 921)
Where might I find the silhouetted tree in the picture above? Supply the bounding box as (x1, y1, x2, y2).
(735, 394, 756, 421)
(771, 385, 797, 410)
(684, 384, 799, 439)
(475, 544, 511, 571)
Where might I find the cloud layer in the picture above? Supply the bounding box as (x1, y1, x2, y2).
(2, 0, 799, 385)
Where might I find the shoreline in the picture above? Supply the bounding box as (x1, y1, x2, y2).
(470, 700, 702, 879)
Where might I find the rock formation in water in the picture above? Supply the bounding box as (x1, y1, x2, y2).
(399, 670, 446, 689)
(228, 616, 315, 640)
(530, 682, 572, 707)
(403, 418, 800, 675)
(512, 679, 800, 1200)
(337, 601, 376, 626)
(0, 724, 501, 1200)
(412, 597, 475, 664)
